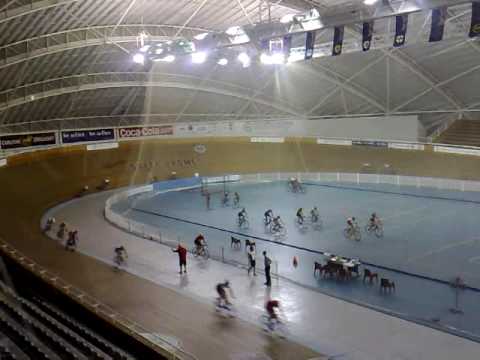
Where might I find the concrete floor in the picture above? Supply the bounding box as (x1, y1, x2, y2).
(44, 190, 480, 360)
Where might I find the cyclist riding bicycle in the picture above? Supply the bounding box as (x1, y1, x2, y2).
(233, 192, 240, 206)
(272, 216, 283, 233)
(296, 208, 304, 225)
(369, 213, 380, 229)
(216, 280, 234, 309)
(114, 246, 128, 267)
(310, 207, 319, 223)
(238, 208, 248, 226)
(222, 192, 230, 206)
(347, 217, 357, 229)
(194, 234, 206, 256)
(264, 209, 274, 225)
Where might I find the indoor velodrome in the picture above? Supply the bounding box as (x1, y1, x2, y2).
(2, 1, 480, 360)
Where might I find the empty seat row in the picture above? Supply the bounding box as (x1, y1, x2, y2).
(0, 298, 84, 360)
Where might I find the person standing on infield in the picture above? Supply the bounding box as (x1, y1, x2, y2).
(173, 244, 187, 274)
(263, 251, 272, 286)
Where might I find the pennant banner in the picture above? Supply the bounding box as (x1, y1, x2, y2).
(429, 7, 447, 42)
(362, 21, 374, 51)
(394, 14, 408, 47)
(470, 2, 480, 38)
(283, 35, 292, 57)
(332, 26, 344, 56)
(305, 31, 316, 59)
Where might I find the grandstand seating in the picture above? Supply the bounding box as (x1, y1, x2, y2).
(436, 120, 480, 147)
(0, 280, 135, 360)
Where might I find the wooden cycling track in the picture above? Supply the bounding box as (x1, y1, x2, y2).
(1, 137, 479, 359)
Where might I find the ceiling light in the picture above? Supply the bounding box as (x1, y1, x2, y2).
(192, 51, 207, 64)
(217, 58, 228, 66)
(194, 33, 209, 40)
(132, 53, 145, 65)
(153, 55, 175, 63)
(237, 52, 250, 68)
(280, 14, 295, 24)
(363, 0, 379, 5)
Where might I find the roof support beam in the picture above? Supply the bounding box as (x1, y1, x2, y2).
(0, 73, 303, 117)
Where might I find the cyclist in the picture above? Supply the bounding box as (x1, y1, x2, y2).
(222, 192, 230, 206)
(265, 299, 281, 330)
(264, 209, 274, 225)
(347, 216, 357, 229)
(194, 233, 206, 256)
(272, 216, 283, 233)
(233, 192, 240, 207)
(238, 208, 248, 227)
(114, 246, 128, 268)
(296, 208, 304, 225)
(368, 212, 380, 230)
(310, 207, 319, 223)
(216, 280, 234, 309)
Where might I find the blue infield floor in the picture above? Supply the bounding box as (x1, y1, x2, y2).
(111, 179, 480, 341)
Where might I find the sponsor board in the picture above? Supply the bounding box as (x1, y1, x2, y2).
(0, 132, 56, 149)
(250, 137, 285, 143)
(388, 142, 424, 151)
(86, 142, 119, 151)
(434, 145, 480, 156)
(118, 125, 173, 139)
(317, 138, 352, 146)
(352, 140, 388, 148)
(62, 128, 115, 144)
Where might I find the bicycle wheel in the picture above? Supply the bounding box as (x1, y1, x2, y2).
(354, 228, 362, 241)
(375, 226, 384, 238)
(343, 228, 351, 239)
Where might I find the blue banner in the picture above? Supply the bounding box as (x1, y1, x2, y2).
(61, 128, 115, 144)
(283, 35, 292, 57)
(362, 21, 374, 51)
(393, 14, 408, 47)
(332, 26, 344, 56)
(429, 7, 447, 42)
(305, 31, 316, 59)
(470, 2, 480, 38)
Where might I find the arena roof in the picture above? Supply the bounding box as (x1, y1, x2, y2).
(0, 0, 478, 135)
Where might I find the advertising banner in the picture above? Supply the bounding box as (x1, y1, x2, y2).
(304, 31, 316, 59)
(393, 14, 408, 47)
(352, 140, 388, 148)
(118, 125, 173, 139)
(61, 128, 115, 144)
(0, 132, 56, 149)
(429, 7, 447, 42)
(470, 2, 480, 38)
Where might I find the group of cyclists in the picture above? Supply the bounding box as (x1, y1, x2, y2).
(344, 212, 384, 240)
(222, 191, 241, 208)
(215, 280, 283, 332)
(295, 206, 320, 226)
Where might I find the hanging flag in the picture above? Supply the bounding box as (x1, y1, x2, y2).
(429, 7, 447, 42)
(362, 21, 374, 51)
(393, 14, 408, 47)
(305, 31, 316, 59)
(283, 35, 292, 57)
(332, 26, 344, 56)
(470, 2, 480, 38)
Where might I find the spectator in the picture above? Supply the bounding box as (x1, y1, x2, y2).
(247, 245, 256, 276)
(173, 244, 187, 274)
(263, 251, 272, 286)
(65, 230, 77, 251)
(44, 217, 55, 233)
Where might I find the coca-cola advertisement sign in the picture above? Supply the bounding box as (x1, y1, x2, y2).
(118, 125, 173, 139)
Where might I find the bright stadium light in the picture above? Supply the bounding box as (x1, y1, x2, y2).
(363, 0, 379, 5)
(139, 45, 150, 53)
(194, 32, 209, 40)
(191, 51, 207, 64)
(261, 52, 285, 65)
(237, 52, 250, 68)
(280, 14, 295, 23)
(133, 53, 145, 65)
(153, 55, 175, 62)
(217, 58, 228, 66)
